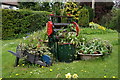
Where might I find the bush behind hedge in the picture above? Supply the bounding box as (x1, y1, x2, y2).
(100, 8, 120, 32)
(2, 9, 50, 40)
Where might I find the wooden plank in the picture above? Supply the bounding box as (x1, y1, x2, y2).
(54, 23, 70, 26)
(49, 15, 73, 18)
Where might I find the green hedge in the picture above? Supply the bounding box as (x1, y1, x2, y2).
(2, 9, 50, 40)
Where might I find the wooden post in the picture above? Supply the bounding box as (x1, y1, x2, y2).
(92, 0, 95, 9)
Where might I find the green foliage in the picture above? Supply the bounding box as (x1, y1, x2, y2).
(19, 2, 37, 10)
(18, 2, 62, 12)
(55, 24, 87, 46)
(60, 2, 89, 26)
(2, 32, 118, 78)
(77, 38, 112, 55)
(100, 8, 120, 32)
(78, 7, 89, 27)
(84, 6, 95, 22)
(80, 28, 117, 35)
(18, 2, 51, 11)
(2, 9, 50, 40)
(51, 2, 63, 15)
(36, 2, 51, 11)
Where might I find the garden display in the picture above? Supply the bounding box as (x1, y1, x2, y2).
(77, 38, 112, 60)
(47, 14, 80, 62)
(2, 2, 118, 78)
(8, 33, 52, 67)
(7, 2, 113, 67)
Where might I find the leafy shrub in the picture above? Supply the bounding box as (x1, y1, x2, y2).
(77, 38, 112, 55)
(100, 8, 120, 32)
(78, 7, 89, 27)
(60, 2, 89, 27)
(84, 6, 95, 22)
(2, 9, 50, 40)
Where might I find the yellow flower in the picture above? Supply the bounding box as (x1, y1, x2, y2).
(42, 66, 44, 68)
(75, 18, 79, 20)
(72, 74, 78, 78)
(0, 78, 2, 80)
(77, 11, 80, 13)
(102, 27, 106, 30)
(104, 76, 107, 78)
(71, 14, 74, 17)
(30, 72, 32, 74)
(65, 73, 72, 78)
(50, 69, 52, 72)
(89, 22, 94, 24)
(81, 70, 84, 72)
(74, 8, 78, 11)
(75, 14, 79, 16)
(22, 64, 25, 66)
(98, 26, 106, 30)
(16, 74, 19, 76)
(112, 76, 116, 78)
(17, 65, 19, 67)
(65, 3, 69, 5)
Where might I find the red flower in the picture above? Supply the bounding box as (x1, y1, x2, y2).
(67, 13, 71, 16)
(39, 39, 43, 42)
(49, 14, 54, 16)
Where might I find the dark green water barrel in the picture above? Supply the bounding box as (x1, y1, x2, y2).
(57, 43, 75, 62)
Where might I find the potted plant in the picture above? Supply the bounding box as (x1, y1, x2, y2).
(77, 38, 112, 60)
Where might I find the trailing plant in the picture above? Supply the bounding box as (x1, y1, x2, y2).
(18, 27, 51, 57)
(56, 24, 87, 45)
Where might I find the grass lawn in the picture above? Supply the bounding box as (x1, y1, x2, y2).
(2, 32, 118, 78)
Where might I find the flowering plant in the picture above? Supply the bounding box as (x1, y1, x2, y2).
(56, 24, 86, 45)
(18, 29, 51, 55)
(89, 22, 106, 30)
(61, 2, 82, 20)
(77, 38, 112, 55)
(65, 73, 78, 78)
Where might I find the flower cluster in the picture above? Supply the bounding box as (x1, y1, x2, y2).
(89, 22, 106, 30)
(98, 26, 106, 30)
(61, 2, 82, 20)
(65, 73, 78, 78)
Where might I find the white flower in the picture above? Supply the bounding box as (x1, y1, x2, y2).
(72, 74, 78, 78)
(23, 37, 26, 40)
(65, 73, 72, 78)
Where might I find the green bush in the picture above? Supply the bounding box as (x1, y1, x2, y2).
(78, 7, 89, 27)
(2, 9, 50, 40)
(100, 8, 120, 32)
(84, 6, 95, 22)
